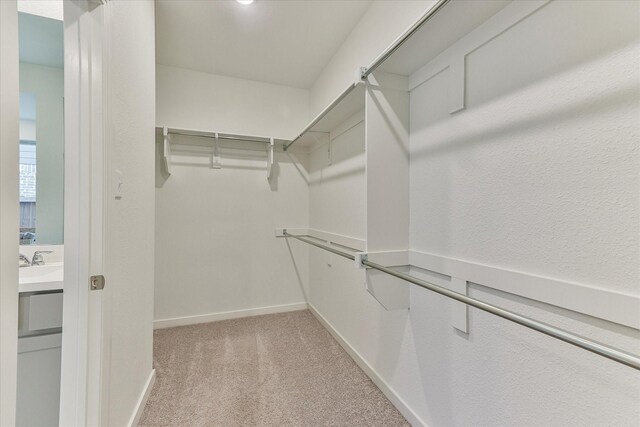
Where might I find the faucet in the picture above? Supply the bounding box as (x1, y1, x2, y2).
(31, 251, 53, 266)
(19, 253, 31, 267)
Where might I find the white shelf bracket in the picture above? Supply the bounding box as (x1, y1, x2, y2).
(354, 252, 368, 269)
(162, 126, 172, 175)
(358, 66, 368, 83)
(267, 137, 274, 181)
(211, 132, 221, 169)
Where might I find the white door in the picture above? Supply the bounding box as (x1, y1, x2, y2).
(0, 1, 20, 425)
(59, 1, 109, 426)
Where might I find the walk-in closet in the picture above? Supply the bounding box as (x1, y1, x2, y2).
(147, 0, 639, 425)
(0, 0, 637, 426)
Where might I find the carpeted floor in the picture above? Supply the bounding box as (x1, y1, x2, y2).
(139, 309, 408, 426)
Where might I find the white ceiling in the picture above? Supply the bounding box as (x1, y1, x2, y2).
(17, 0, 63, 21)
(155, 0, 372, 89)
(18, 12, 64, 69)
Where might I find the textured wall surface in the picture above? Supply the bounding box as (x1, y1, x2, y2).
(104, 1, 157, 425)
(410, 0, 639, 294)
(308, 1, 640, 425)
(155, 65, 310, 323)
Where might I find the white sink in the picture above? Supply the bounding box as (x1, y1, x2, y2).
(19, 262, 64, 293)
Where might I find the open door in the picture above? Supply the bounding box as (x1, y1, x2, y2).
(59, 1, 109, 425)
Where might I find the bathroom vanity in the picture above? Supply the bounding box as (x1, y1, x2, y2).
(17, 262, 63, 427)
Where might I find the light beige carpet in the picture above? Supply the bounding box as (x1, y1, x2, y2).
(139, 310, 408, 426)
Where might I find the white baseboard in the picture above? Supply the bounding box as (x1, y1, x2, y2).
(128, 368, 156, 427)
(153, 302, 308, 329)
(308, 304, 427, 427)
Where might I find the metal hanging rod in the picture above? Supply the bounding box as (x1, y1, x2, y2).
(285, 232, 356, 261)
(159, 126, 286, 145)
(284, 0, 452, 152)
(282, 231, 640, 371)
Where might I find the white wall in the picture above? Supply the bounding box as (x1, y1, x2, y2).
(410, 0, 639, 293)
(308, 111, 365, 240)
(0, 1, 20, 425)
(308, 1, 640, 426)
(155, 65, 310, 325)
(19, 62, 64, 245)
(103, 1, 156, 425)
(309, 0, 436, 117)
(157, 65, 308, 139)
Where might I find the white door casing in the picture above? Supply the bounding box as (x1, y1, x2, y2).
(0, 1, 20, 425)
(60, 1, 108, 425)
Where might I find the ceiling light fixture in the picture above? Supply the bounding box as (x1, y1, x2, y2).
(236, 0, 254, 5)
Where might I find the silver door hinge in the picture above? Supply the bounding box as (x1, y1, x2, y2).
(90, 275, 105, 290)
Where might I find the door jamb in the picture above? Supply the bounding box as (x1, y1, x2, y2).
(59, 1, 107, 425)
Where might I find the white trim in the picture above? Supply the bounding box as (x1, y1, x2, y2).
(283, 226, 639, 328)
(86, 2, 107, 424)
(0, 5, 20, 424)
(60, 2, 92, 425)
(59, 1, 107, 425)
(127, 369, 156, 427)
(367, 250, 409, 267)
(99, 3, 114, 424)
(409, 250, 640, 330)
(277, 228, 366, 252)
(154, 302, 308, 329)
(409, 0, 550, 92)
(308, 228, 366, 252)
(308, 304, 427, 427)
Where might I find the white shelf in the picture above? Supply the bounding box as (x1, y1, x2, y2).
(286, 83, 365, 149)
(156, 126, 282, 180)
(376, 0, 510, 77)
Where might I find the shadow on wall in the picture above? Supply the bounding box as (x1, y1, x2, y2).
(409, 278, 640, 426)
(367, 89, 409, 158)
(411, 79, 639, 161)
(308, 116, 365, 186)
(285, 238, 309, 302)
(462, 1, 639, 112)
(409, 0, 640, 139)
(283, 150, 310, 185)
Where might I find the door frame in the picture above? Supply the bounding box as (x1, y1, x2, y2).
(59, 1, 108, 425)
(0, 1, 20, 425)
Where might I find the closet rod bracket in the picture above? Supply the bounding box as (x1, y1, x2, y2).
(355, 252, 368, 269)
(358, 66, 368, 82)
(267, 137, 274, 181)
(211, 132, 221, 169)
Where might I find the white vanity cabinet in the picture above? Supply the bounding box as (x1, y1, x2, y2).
(16, 291, 63, 427)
